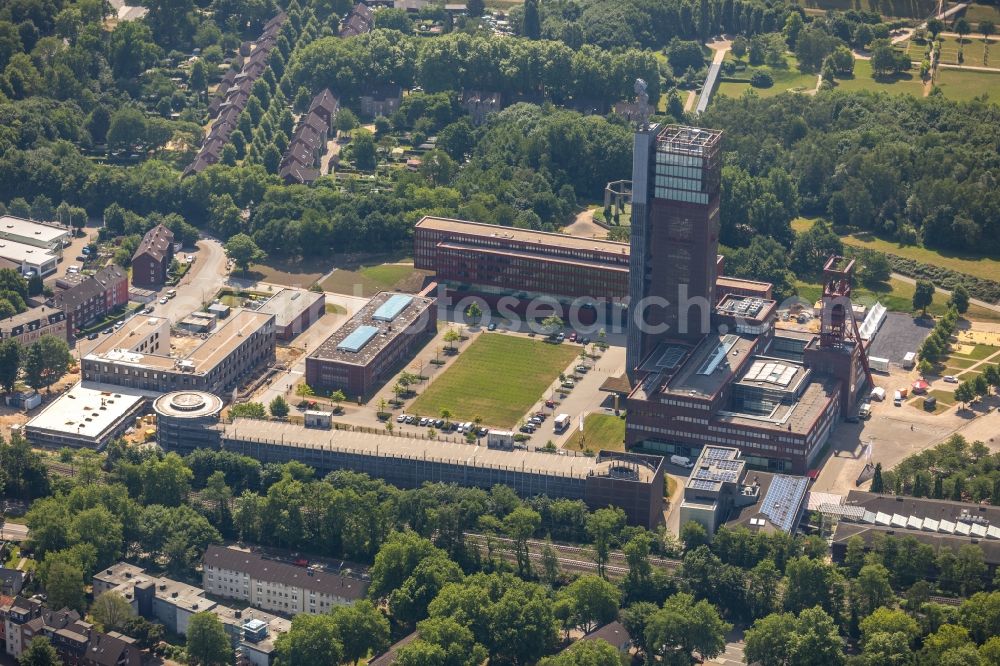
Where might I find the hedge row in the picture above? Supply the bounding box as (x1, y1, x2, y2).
(849, 247, 1000, 305)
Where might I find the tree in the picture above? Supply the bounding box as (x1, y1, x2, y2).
(645, 592, 731, 663)
(855, 564, 894, 616)
(352, 130, 377, 171)
(229, 402, 267, 420)
(871, 462, 885, 493)
(927, 18, 944, 38)
(269, 395, 290, 418)
(464, 302, 482, 326)
(791, 219, 842, 274)
(19, 636, 60, 666)
(913, 280, 935, 314)
(187, 612, 231, 666)
(190, 59, 208, 100)
(40, 552, 86, 612)
(504, 506, 541, 576)
(443, 328, 461, 351)
(860, 607, 920, 645)
(336, 108, 359, 133)
(980, 21, 995, 43)
(0, 338, 22, 393)
(541, 315, 565, 338)
(948, 284, 970, 314)
(107, 107, 147, 150)
(680, 520, 710, 551)
(91, 591, 135, 632)
(224, 233, 267, 274)
(523, 0, 540, 39)
(23, 335, 72, 392)
(955, 18, 971, 43)
(396, 617, 487, 666)
(745, 607, 844, 666)
(538, 639, 622, 665)
(557, 575, 620, 633)
(274, 613, 343, 666)
(586, 507, 625, 578)
(330, 600, 390, 665)
(370, 531, 442, 599)
(467, 0, 484, 17)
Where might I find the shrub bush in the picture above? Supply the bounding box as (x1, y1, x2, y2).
(750, 70, 774, 87)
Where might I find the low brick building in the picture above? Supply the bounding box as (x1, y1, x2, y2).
(305, 291, 436, 399)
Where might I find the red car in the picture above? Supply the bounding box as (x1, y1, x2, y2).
(569, 332, 578, 342)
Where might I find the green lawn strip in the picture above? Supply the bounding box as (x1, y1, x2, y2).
(950, 344, 999, 361)
(358, 263, 415, 288)
(839, 231, 1000, 282)
(797, 0, 935, 17)
(937, 35, 989, 66)
(942, 356, 979, 369)
(935, 68, 1000, 101)
(964, 3, 1000, 23)
(828, 59, 924, 97)
(927, 388, 956, 405)
(563, 413, 626, 452)
(321, 269, 382, 297)
(717, 55, 818, 99)
(957, 369, 983, 379)
(409, 334, 579, 428)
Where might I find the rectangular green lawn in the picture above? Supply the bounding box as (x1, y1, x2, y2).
(831, 59, 925, 97)
(964, 3, 1000, 23)
(564, 413, 626, 452)
(937, 36, 990, 67)
(410, 334, 579, 428)
(935, 68, 1000, 102)
(796, 0, 936, 17)
(716, 55, 818, 99)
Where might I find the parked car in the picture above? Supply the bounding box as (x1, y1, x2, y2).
(561, 380, 575, 389)
(159, 296, 168, 304)
(86, 332, 99, 340)
(580, 337, 590, 345)
(544, 400, 555, 408)
(943, 375, 958, 383)
(419, 417, 430, 426)
(569, 332, 578, 342)
(575, 364, 588, 373)
(520, 425, 535, 433)
(434, 419, 445, 428)
(102, 327, 113, 335)
(556, 332, 565, 342)
(396, 414, 406, 423)
(487, 322, 497, 331)
(76, 255, 87, 261)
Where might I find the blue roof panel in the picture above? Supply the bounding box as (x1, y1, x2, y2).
(373, 294, 413, 322)
(337, 325, 379, 353)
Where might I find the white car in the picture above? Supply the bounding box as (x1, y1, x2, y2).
(943, 375, 958, 383)
(396, 414, 406, 423)
(159, 296, 168, 304)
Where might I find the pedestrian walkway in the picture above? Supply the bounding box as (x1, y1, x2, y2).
(695, 45, 730, 114)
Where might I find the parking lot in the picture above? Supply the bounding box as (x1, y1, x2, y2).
(867, 312, 935, 365)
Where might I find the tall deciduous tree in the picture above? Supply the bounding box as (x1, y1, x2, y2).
(0, 338, 22, 393)
(224, 233, 267, 274)
(913, 280, 935, 314)
(23, 335, 72, 392)
(186, 612, 232, 666)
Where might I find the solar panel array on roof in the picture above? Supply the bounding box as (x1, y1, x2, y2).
(693, 467, 740, 484)
(759, 474, 810, 533)
(689, 479, 718, 491)
(720, 297, 764, 318)
(697, 334, 739, 375)
(337, 325, 379, 353)
(744, 361, 797, 387)
(656, 345, 687, 370)
(715, 460, 742, 471)
(702, 446, 739, 461)
(373, 294, 413, 322)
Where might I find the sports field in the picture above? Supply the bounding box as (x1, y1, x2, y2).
(410, 334, 578, 428)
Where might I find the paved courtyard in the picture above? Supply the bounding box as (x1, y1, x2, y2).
(867, 312, 934, 365)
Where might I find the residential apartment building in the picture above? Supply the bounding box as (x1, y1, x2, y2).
(131, 225, 174, 288)
(0, 306, 66, 345)
(203, 546, 368, 616)
(52, 264, 128, 337)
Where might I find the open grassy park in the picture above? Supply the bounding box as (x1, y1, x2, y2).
(321, 261, 425, 297)
(563, 413, 626, 452)
(796, 0, 936, 18)
(716, 54, 818, 99)
(409, 334, 579, 428)
(829, 59, 926, 97)
(935, 68, 1000, 101)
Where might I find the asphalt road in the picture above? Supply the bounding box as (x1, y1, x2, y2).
(158, 237, 229, 323)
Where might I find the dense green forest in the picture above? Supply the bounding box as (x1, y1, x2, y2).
(3, 434, 999, 665)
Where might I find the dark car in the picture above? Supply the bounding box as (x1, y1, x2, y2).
(102, 327, 113, 335)
(487, 322, 497, 331)
(580, 337, 590, 345)
(76, 255, 88, 262)
(86, 332, 99, 340)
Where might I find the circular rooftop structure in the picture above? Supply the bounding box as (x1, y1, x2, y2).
(153, 391, 224, 419)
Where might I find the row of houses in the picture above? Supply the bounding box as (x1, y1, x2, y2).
(185, 12, 288, 176)
(2, 597, 142, 665)
(279, 89, 338, 185)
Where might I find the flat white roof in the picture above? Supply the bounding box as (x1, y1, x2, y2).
(0, 215, 68, 244)
(26, 382, 147, 442)
(0, 238, 58, 265)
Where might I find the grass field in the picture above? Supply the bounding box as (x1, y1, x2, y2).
(795, 0, 936, 17)
(563, 413, 626, 452)
(322, 262, 423, 297)
(409, 334, 579, 428)
(937, 35, 990, 66)
(964, 3, 1000, 23)
(829, 59, 925, 97)
(716, 54, 818, 99)
(952, 344, 999, 361)
(837, 231, 1000, 282)
(935, 68, 1000, 101)
(795, 276, 1000, 322)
